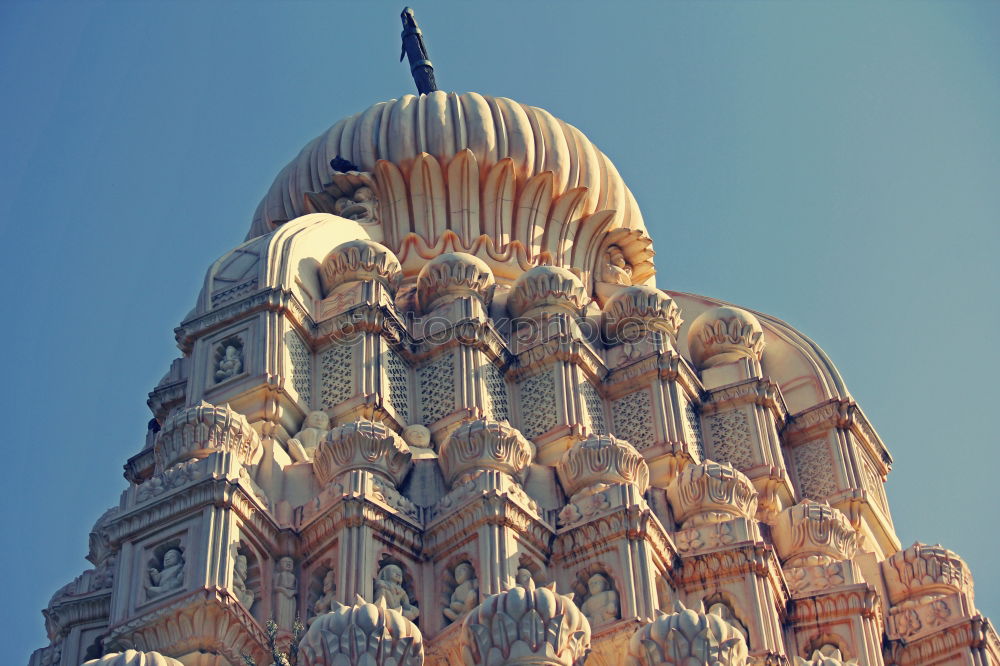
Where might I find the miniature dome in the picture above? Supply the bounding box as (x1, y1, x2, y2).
(300, 596, 424, 666)
(416, 252, 495, 313)
(313, 419, 412, 486)
(83, 652, 183, 666)
(508, 265, 589, 318)
(602, 285, 682, 343)
(772, 500, 859, 567)
(557, 434, 650, 498)
(461, 584, 591, 666)
(882, 542, 975, 606)
(687, 306, 765, 369)
(153, 402, 261, 471)
(666, 460, 758, 528)
(439, 418, 533, 486)
(318, 238, 402, 295)
(625, 601, 748, 666)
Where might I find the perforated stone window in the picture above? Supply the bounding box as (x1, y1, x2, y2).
(418, 351, 455, 424)
(704, 409, 754, 470)
(793, 440, 839, 501)
(580, 380, 607, 435)
(385, 348, 411, 425)
(286, 332, 312, 407)
(612, 390, 654, 449)
(482, 362, 510, 422)
(519, 369, 557, 439)
(319, 343, 354, 409)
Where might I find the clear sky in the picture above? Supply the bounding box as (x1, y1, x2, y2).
(2, 1, 998, 661)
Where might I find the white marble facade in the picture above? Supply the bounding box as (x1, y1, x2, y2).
(32, 91, 998, 666)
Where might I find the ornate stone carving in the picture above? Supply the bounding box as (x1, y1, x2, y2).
(311, 569, 337, 619)
(440, 418, 533, 486)
(286, 331, 312, 405)
(385, 347, 412, 424)
(556, 434, 649, 499)
(374, 563, 420, 621)
(418, 352, 456, 424)
(611, 390, 655, 450)
(579, 573, 620, 627)
(299, 595, 424, 666)
(687, 306, 765, 369)
(602, 285, 682, 343)
(704, 409, 755, 470)
(483, 362, 510, 422)
(313, 419, 412, 487)
(792, 440, 839, 501)
(666, 460, 758, 528)
(793, 647, 860, 665)
(273, 556, 298, 629)
(773, 500, 858, 567)
(319, 343, 354, 409)
(443, 561, 479, 624)
(624, 601, 749, 666)
(416, 251, 495, 313)
(153, 401, 261, 471)
(83, 651, 184, 666)
(318, 238, 402, 295)
(232, 553, 255, 610)
(580, 380, 607, 435)
(460, 584, 591, 666)
(144, 548, 185, 600)
(287, 410, 331, 463)
(213, 342, 243, 383)
(882, 542, 974, 606)
(508, 265, 590, 319)
(519, 368, 557, 439)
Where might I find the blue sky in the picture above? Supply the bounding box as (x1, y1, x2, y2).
(1, 1, 998, 660)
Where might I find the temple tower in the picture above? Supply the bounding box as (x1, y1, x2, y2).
(31, 88, 998, 666)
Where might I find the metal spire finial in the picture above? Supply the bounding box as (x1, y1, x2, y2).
(399, 7, 438, 95)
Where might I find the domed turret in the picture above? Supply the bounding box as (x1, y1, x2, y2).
(153, 402, 261, 472)
(602, 285, 682, 343)
(882, 542, 975, 606)
(625, 601, 748, 666)
(439, 418, 533, 486)
(772, 500, 859, 567)
(687, 306, 765, 369)
(416, 252, 495, 313)
(313, 419, 412, 487)
(666, 461, 758, 528)
(319, 238, 402, 295)
(557, 434, 649, 499)
(299, 595, 424, 666)
(508, 265, 589, 319)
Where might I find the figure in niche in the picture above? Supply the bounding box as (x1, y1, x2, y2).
(600, 245, 633, 286)
(580, 573, 620, 626)
(232, 554, 255, 609)
(311, 569, 337, 621)
(333, 186, 377, 224)
(145, 548, 185, 599)
(273, 556, 298, 629)
(287, 410, 332, 462)
(442, 561, 478, 623)
(374, 563, 419, 620)
(215, 344, 243, 382)
(515, 567, 537, 592)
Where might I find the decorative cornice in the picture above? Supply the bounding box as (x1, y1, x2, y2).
(701, 377, 788, 424)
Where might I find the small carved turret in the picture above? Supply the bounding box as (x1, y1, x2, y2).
(666, 460, 758, 528)
(153, 401, 261, 472)
(625, 600, 749, 666)
(313, 419, 412, 487)
(508, 265, 589, 320)
(772, 500, 859, 567)
(602, 285, 682, 344)
(460, 584, 591, 666)
(299, 595, 424, 666)
(882, 542, 975, 606)
(83, 652, 183, 666)
(687, 306, 765, 370)
(556, 433, 649, 500)
(319, 238, 403, 296)
(416, 251, 495, 314)
(439, 418, 533, 486)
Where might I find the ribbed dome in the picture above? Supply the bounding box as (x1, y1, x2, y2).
(252, 91, 643, 238)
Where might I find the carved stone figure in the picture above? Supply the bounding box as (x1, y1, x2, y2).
(580, 573, 619, 626)
(402, 423, 432, 449)
(214, 344, 242, 382)
(312, 569, 337, 618)
(145, 548, 184, 599)
(232, 554, 255, 609)
(373, 563, 419, 620)
(600, 245, 633, 286)
(443, 561, 479, 623)
(332, 185, 377, 224)
(287, 410, 332, 462)
(274, 556, 298, 629)
(515, 567, 537, 592)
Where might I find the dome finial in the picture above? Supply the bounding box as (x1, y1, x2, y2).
(400, 7, 438, 95)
